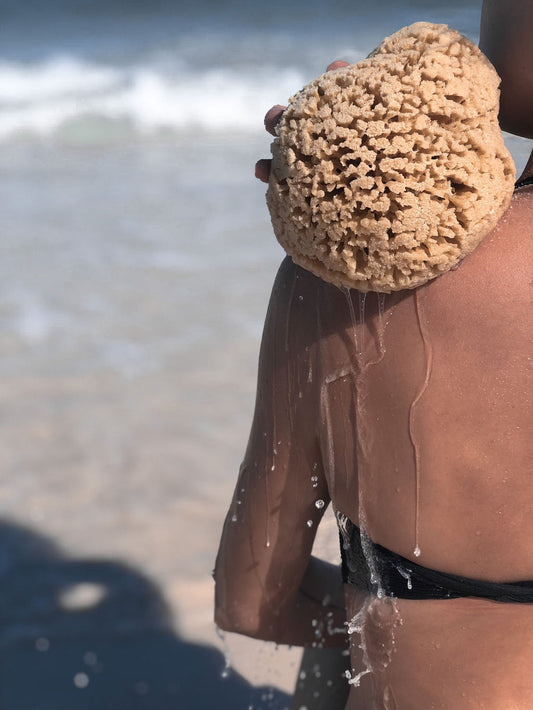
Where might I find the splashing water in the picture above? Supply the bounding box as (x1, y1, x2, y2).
(346, 600, 374, 687)
(396, 565, 413, 590)
(215, 627, 232, 679)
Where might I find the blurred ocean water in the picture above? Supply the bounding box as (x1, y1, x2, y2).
(0, 0, 531, 700)
(0, 0, 486, 141)
(1, 0, 529, 369)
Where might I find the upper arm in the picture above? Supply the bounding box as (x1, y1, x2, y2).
(214, 257, 331, 635)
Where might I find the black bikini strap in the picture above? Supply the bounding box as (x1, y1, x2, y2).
(515, 175, 533, 189)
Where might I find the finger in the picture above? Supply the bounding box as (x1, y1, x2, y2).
(255, 158, 272, 183)
(264, 105, 286, 136)
(326, 60, 350, 72)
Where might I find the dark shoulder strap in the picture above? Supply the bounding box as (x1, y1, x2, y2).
(515, 175, 533, 189)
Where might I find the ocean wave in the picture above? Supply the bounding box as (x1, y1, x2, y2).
(0, 56, 305, 140)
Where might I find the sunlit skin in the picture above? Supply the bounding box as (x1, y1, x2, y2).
(215, 2, 533, 707)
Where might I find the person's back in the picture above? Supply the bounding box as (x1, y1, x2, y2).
(301, 179, 533, 707)
(215, 2, 533, 707)
(285, 2, 533, 699)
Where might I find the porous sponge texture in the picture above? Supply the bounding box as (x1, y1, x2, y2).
(267, 22, 516, 292)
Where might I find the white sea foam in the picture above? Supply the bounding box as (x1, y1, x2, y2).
(0, 57, 121, 103)
(0, 56, 305, 140)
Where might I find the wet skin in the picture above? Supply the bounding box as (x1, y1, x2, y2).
(216, 178, 533, 708)
(338, 181, 533, 709)
(216, 38, 533, 709)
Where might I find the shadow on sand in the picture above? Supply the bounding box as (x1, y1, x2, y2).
(0, 519, 290, 710)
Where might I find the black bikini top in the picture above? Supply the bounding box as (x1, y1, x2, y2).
(515, 175, 533, 189)
(336, 512, 533, 603)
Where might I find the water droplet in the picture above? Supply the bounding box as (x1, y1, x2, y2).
(271, 464, 275, 471)
(59, 582, 107, 611)
(134, 681, 149, 695)
(315, 499, 325, 509)
(73, 672, 89, 689)
(231, 514, 237, 522)
(216, 626, 232, 679)
(299, 671, 306, 680)
(298, 295, 304, 301)
(83, 651, 97, 666)
(306, 520, 313, 527)
(35, 637, 50, 652)
(266, 540, 271, 547)
(413, 546, 421, 557)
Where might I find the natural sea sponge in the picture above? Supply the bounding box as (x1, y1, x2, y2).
(267, 22, 516, 292)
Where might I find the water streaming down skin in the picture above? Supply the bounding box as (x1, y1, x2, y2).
(265, 433, 273, 549)
(342, 287, 361, 363)
(285, 269, 298, 435)
(358, 292, 367, 355)
(231, 462, 249, 523)
(375, 293, 388, 364)
(306, 346, 313, 383)
(321, 375, 341, 505)
(383, 684, 398, 710)
(342, 288, 389, 591)
(215, 626, 232, 679)
(408, 288, 434, 558)
(263, 272, 301, 550)
(340, 287, 399, 693)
